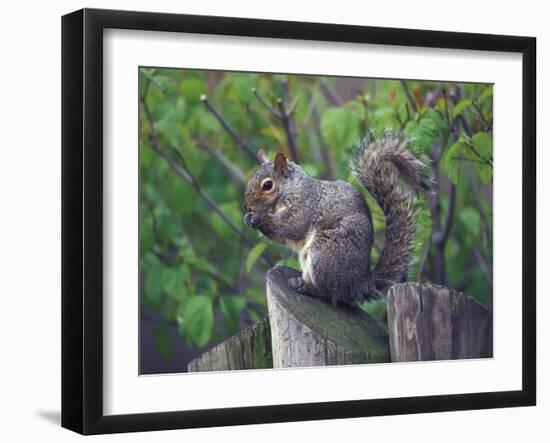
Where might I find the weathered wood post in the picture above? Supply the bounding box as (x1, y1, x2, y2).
(387, 282, 492, 362)
(266, 266, 390, 368)
(188, 269, 492, 372)
(187, 318, 272, 372)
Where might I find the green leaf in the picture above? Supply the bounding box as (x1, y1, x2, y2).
(320, 107, 360, 149)
(139, 217, 155, 258)
(477, 163, 493, 184)
(404, 109, 448, 155)
(361, 299, 388, 320)
(479, 86, 493, 103)
(178, 77, 206, 102)
(441, 141, 465, 185)
(452, 99, 472, 118)
(140, 68, 169, 93)
(219, 296, 247, 335)
(180, 296, 213, 347)
(246, 243, 268, 273)
(143, 256, 166, 305)
(186, 256, 231, 285)
(276, 257, 300, 269)
(371, 107, 398, 137)
(163, 265, 190, 300)
(472, 132, 492, 158)
(153, 325, 173, 361)
(458, 207, 481, 237)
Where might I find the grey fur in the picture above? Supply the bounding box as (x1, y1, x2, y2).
(243, 132, 430, 305)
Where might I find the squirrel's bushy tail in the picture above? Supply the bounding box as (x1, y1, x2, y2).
(350, 132, 431, 295)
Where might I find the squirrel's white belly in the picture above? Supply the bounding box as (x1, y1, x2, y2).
(284, 231, 316, 286)
(299, 231, 316, 286)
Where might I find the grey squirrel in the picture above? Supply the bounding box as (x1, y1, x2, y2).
(243, 132, 431, 306)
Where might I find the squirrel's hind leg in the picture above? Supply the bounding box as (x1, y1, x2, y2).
(287, 276, 309, 294)
(287, 276, 334, 304)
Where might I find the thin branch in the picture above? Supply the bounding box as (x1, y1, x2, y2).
(393, 108, 405, 129)
(280, 78, 299, 162)
(450, 92, 474, 139)
(195, 138, 246, 186)
(311, 98, 335, 180)
(442, 88, 451, 125)
(277, 98, 299, 162)
(405, 102, 411, 122)
(401, 80, 418, 114)
(452, 156, 488, 165)
(320, 78, 345, 106)
(417, 237, 432, 281)
(464, 140, 493, 167)
(287, 96, 299, 116)
(252, 88, 281, 118)
(472, 100, 491, 131)
(200, 95, 257, 160)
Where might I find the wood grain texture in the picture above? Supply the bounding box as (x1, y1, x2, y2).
(387, 282, 492, 362)
(187, 317, 272, 372)
(266, 266, 389, 368)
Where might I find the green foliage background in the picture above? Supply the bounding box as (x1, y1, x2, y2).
(139, 68, 493, 367)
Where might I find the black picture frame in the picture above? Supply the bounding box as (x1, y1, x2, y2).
(62, 8, 536, 435)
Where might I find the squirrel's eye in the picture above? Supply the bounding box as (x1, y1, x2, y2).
(261, 179, 273, 192)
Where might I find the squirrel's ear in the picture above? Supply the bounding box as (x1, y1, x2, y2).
(274, 152, 289, 178)
(257, 148, 269, 164)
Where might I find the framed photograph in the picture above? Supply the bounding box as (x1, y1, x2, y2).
(62, 8, 536, 435)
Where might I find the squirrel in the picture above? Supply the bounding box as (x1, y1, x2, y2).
(243, 132, 431, 306)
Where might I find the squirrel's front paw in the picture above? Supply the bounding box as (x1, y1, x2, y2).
(243, 212, 262, 229)
(288, 276, 308, 294)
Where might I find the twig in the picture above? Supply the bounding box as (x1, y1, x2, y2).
(449, 90, 473, 138)
(196, 138, 246, 186)
(452, 156, 488, 165)
(252, 88, 281, 118)
(280, 78, 299, 162)
(464, 140, 493, 167)
(450, 90, 491, 167)
(401, 80, 418, 114)
(442, 88, 451, 125)
(311, 99, 335, 180)
(287, 96, 299, 116)
(277, 98, 299, 162)
(200, 95, 257, 160)
(472, 100, 492, 132)
(417, 237, 432, 281)
(320, 78, 345, 106)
